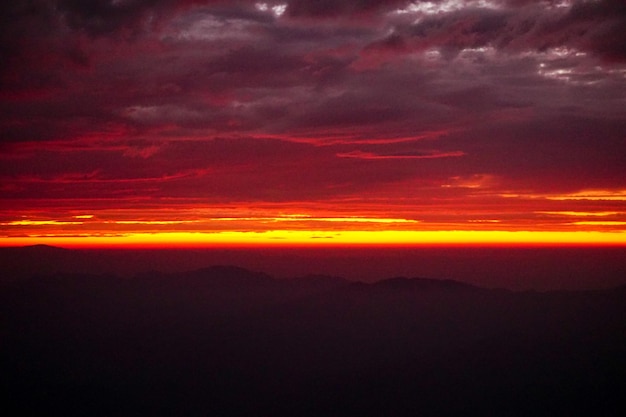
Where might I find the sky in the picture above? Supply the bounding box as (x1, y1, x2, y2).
(1, 0, 625, 247)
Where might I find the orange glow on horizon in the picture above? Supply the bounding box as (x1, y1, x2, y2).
(2, 198, 625, 248)
(1, 229, 625, 249)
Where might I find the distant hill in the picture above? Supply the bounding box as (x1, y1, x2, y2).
(1, 265, 625, 416)
(371, 275, 479, 291)
(0, 244, 90, 285)
(4, 244, 626, 291)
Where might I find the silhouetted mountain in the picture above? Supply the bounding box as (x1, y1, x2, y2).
(372, 275, 479, 291)
(4, 244, 626, 290)
(0, 245, 72, 285)
(2, 265, 625, 416)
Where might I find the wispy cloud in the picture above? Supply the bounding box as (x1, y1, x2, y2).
(336, 150, 465, 160)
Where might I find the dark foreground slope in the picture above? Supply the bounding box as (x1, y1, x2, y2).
(2, 267, 625, 416)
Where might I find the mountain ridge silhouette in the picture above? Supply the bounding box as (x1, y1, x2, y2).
(2, 263, 625, 416)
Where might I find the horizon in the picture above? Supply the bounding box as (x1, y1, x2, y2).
(3, 230, 626, 248)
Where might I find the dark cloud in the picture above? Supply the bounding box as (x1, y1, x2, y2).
(57, 0, 166, 34)
(286, 0, 408, 18)
(373, 0, 626, 61)
(564, 0, 626, 62)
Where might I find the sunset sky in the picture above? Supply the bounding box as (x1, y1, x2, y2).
(1, 0, 625, 247)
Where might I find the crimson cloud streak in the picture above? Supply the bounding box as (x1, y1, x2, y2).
(1, 0, 625, 243)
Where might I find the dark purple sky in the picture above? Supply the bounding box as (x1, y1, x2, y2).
(1, 1, 625, 244)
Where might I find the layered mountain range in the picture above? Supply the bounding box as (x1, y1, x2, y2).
(2, 251, 625, 416)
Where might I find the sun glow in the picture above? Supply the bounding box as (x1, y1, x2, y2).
(2, 229, 624, 248)
(3, 220, 84, 226)
(3, 203, 625, 247)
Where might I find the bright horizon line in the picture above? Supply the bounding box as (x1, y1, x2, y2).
(2, 229, 625, 249)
